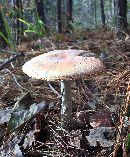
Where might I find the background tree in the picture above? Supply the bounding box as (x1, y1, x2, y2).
(116, 0, 127, 30)
(35, 0, 46, 29)
(100, 0, 105, 27)
(109, 0, 113, 19)
(66, 0, 73, 32)
(57, 0, 62, 33)
(93, 0, 97, 26)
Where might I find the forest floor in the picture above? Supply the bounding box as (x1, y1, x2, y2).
(0, 28, 130, 157)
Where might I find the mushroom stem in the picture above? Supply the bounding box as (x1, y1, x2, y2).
(61, 80, 72, 126)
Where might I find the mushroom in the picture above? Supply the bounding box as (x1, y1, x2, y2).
(22, 49, 105, 128)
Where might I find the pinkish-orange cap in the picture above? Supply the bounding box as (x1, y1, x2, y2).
(22, 50, 105, 81)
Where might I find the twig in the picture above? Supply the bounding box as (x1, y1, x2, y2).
(0, 52, 24, 71)
(48, 83, 61, 97)
(50, 126, 69, 148)
(4, 69, 28, 92)
(113, 78, 130, 157)
(0, 49, 16, 54)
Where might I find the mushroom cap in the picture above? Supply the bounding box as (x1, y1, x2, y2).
(22, 49, 105, 81)
(45, 49, 86, 57)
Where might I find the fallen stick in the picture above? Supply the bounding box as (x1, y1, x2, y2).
(0, 52, 24, 71)
(0, 49, 16, 54)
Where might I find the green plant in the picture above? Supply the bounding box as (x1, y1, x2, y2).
(18, 18, 46, 38)
(0, 10, 15, 50)
(100, 42, 107, 52)
(18, 3, 46, 38)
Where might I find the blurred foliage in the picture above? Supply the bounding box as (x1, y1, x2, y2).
(0, 8, 15, 49)
(126, 134, 130, 154)
(0, 0, 129, 49)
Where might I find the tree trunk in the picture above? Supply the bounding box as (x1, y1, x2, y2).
(57, 0, 62, 33)
(93, 0, 97, 26)
(117, 0, 127, 30)
(113, 0, 117, 25)
(35, 0, 46, 26)
(66, 0, 73, 33)
(109, 0, 113, 19)
(100, 0, 106, 27)
(16, 0, 20, 44)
